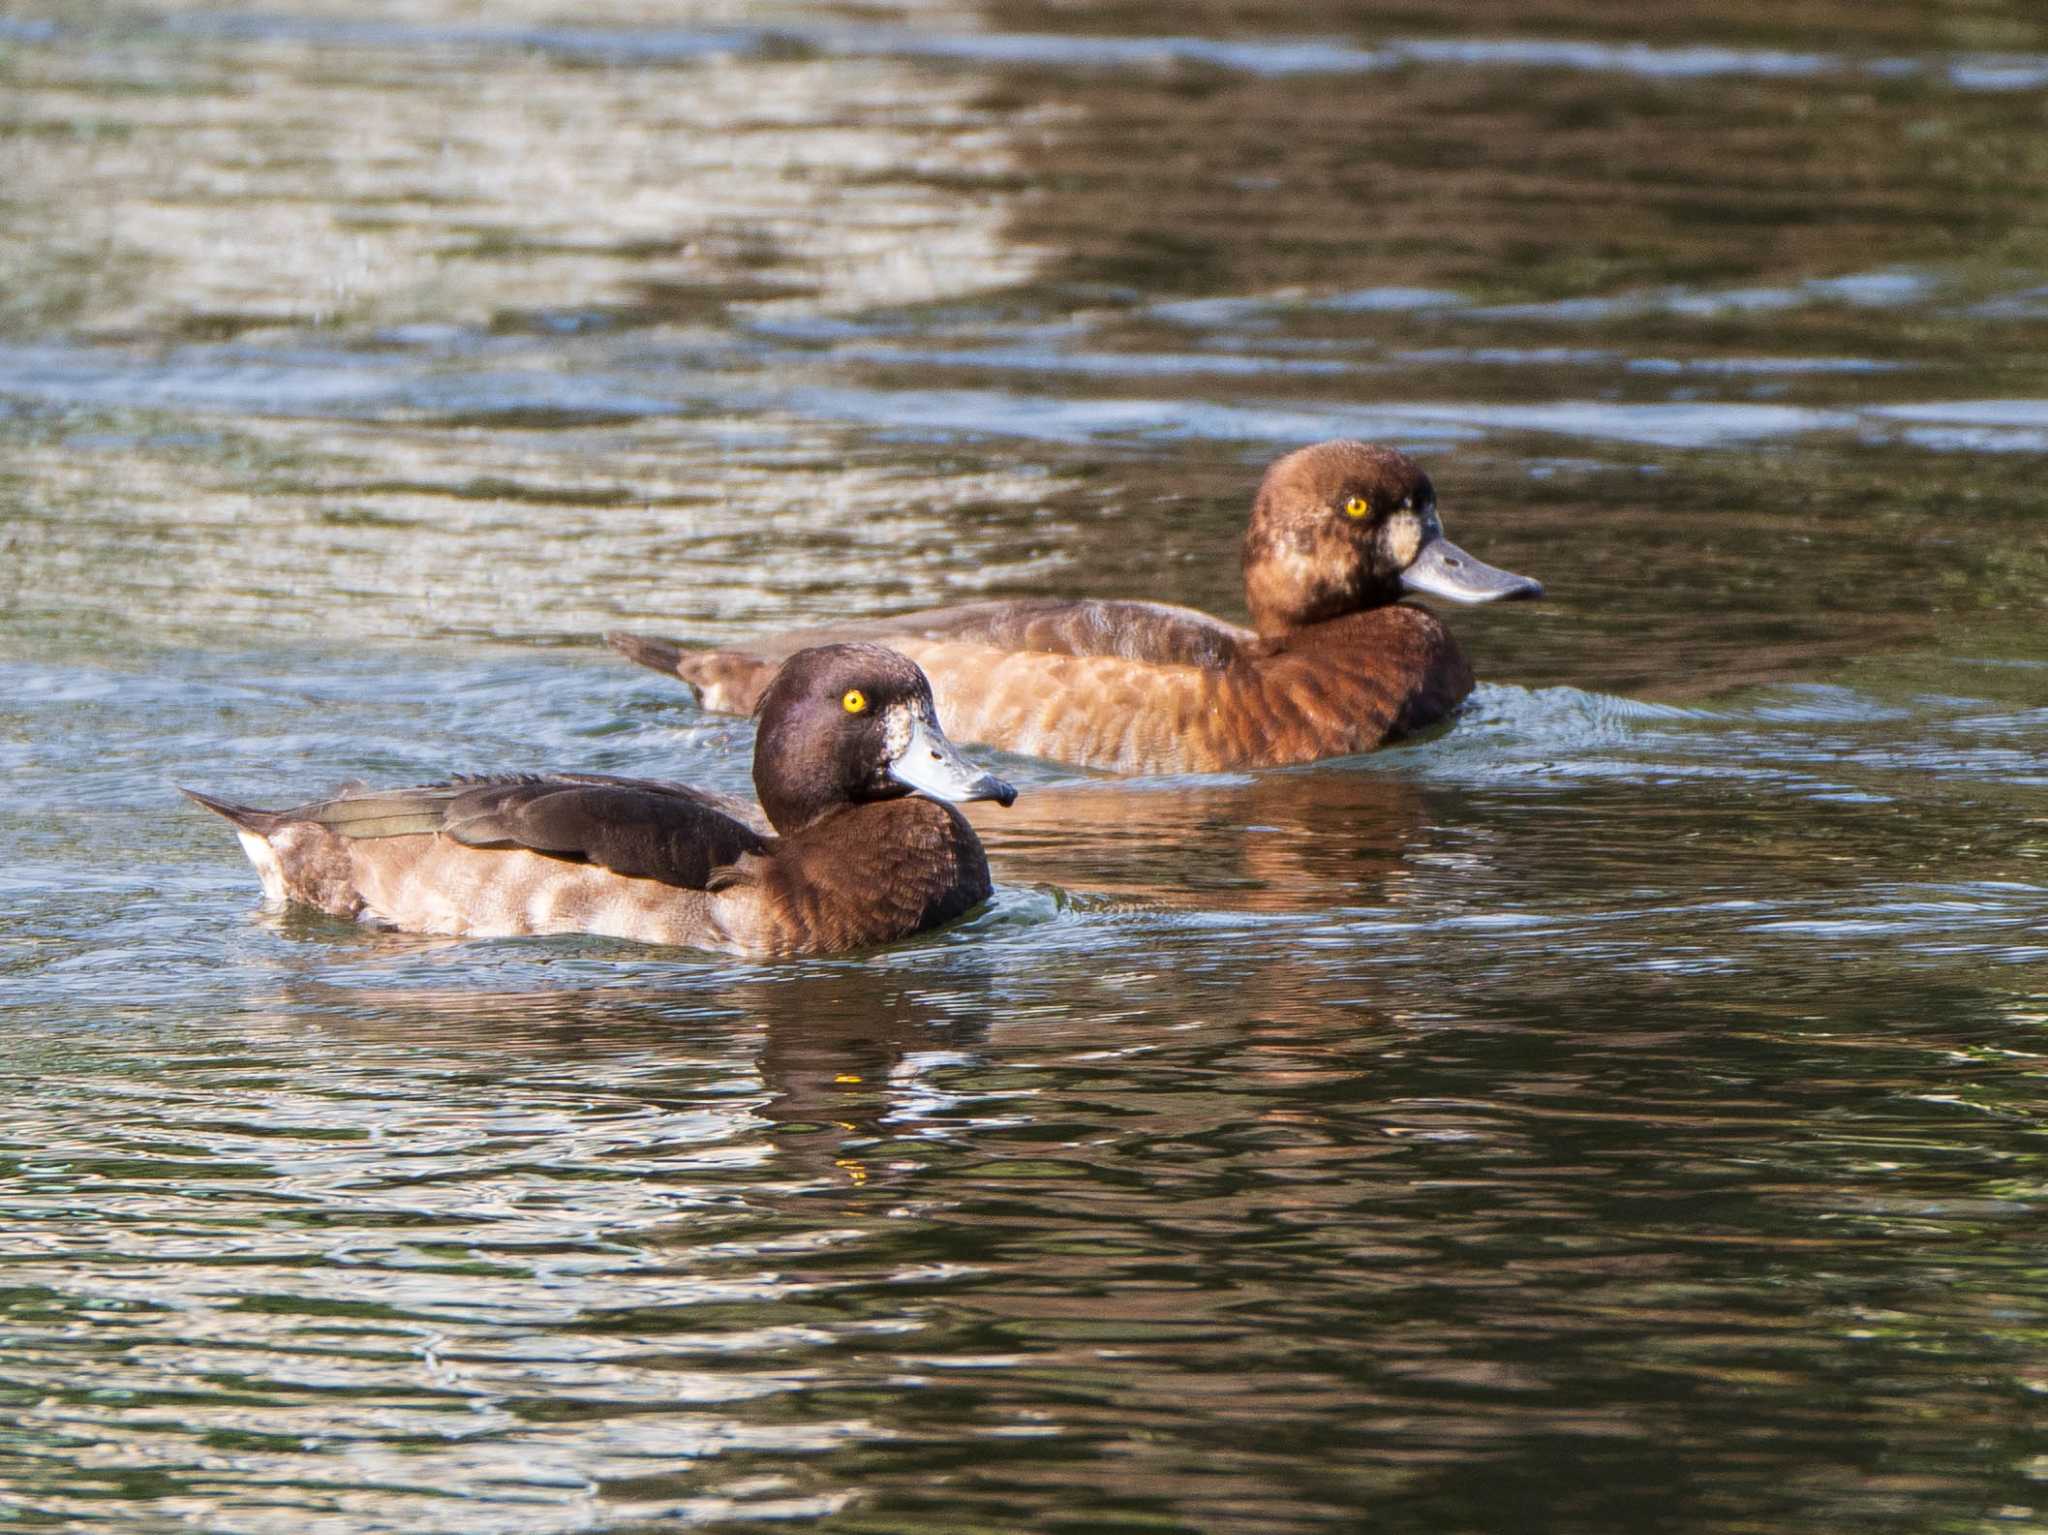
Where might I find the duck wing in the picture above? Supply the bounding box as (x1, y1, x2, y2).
(610, 599, 1255, 712)
(848, 599, 1255, 669)
(282, 774, 773, 890)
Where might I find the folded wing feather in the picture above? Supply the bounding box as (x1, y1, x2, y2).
(300, 774, 772, 890)
(619, 598, 1255, 671)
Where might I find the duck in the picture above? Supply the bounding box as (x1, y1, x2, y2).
(608, 441, 1542, 775)
(182, 644, 1017, 957)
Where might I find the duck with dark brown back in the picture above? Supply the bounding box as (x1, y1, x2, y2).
(182, 644, 1016, 957)
(609, 441, 1542, 775)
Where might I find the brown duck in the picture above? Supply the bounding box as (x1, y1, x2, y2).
(610, 441, 1542, 775)
(183, 645, 1016, 957)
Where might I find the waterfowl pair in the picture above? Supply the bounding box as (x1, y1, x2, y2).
(611, 440, 1542, 774)
(190, 442, 1539, 955)
(185, 645, 1014, 958)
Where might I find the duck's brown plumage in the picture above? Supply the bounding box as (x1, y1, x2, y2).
(609, 441, 1538, 774)
(185, 645, 1014, 957)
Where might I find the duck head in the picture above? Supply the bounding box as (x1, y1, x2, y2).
(753, 643, 1018, 834)
(1241, 440, 1542, 636)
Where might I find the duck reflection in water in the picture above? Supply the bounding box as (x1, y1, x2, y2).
(253, 971, 1001, 1193)
(970, 768, 1437, 914)
(255, 923, 1429, 1204)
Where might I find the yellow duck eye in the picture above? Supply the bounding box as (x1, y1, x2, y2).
(1344, 496, 1370, 519)
(841, 688, 867, 714)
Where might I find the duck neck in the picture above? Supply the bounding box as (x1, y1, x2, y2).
(1253, 604, 1405, 651)
(1247, 589, 1348, 639)
(754, 763, 874, 837)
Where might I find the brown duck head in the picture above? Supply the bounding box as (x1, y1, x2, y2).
(1240, 440, 1542, 636)
(752, 643, 1018, 834)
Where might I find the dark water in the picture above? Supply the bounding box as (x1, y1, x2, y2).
(4, 3, 2047, 1530)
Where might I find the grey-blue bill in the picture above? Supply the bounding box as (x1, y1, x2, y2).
(889, 711, 1017, 806)
(1401, 536, 1544, 602)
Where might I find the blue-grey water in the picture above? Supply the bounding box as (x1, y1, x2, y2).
(3, 2, 2047, 1531)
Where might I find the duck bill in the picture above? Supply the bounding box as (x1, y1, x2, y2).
(889, 713, 1017, 807)
(1401, 536, 1544, 603)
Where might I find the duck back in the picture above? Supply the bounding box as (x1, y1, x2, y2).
(909, 604, 1469, 772)
(625, 604, 1470, 774)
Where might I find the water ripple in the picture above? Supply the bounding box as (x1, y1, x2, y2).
(101, 14, 2048, 92)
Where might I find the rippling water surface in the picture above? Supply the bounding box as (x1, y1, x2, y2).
(4, 2, 2047, 1530)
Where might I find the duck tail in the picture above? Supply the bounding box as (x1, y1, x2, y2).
(178, 785, 280, 833)
(606, 632, 779, 714)
(606, 631, 687, 677)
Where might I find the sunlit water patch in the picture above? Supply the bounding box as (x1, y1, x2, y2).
(1, 18, 1042, 338)
(0, 325, 2023, 466)
(67, 10, 2048, 94)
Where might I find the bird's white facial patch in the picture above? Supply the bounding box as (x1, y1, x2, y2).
(1384, 511, 1424, 570)
(880, 700, 918, 762)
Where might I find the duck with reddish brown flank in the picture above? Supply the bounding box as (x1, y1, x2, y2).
(609, 441, 1542, 775)
(183, 645, 1016, 957)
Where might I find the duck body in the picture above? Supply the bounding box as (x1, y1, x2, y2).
(185, 646, 1015, 957)
(615, 600, 1470, 775)
(610, 442, 1537, 775)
